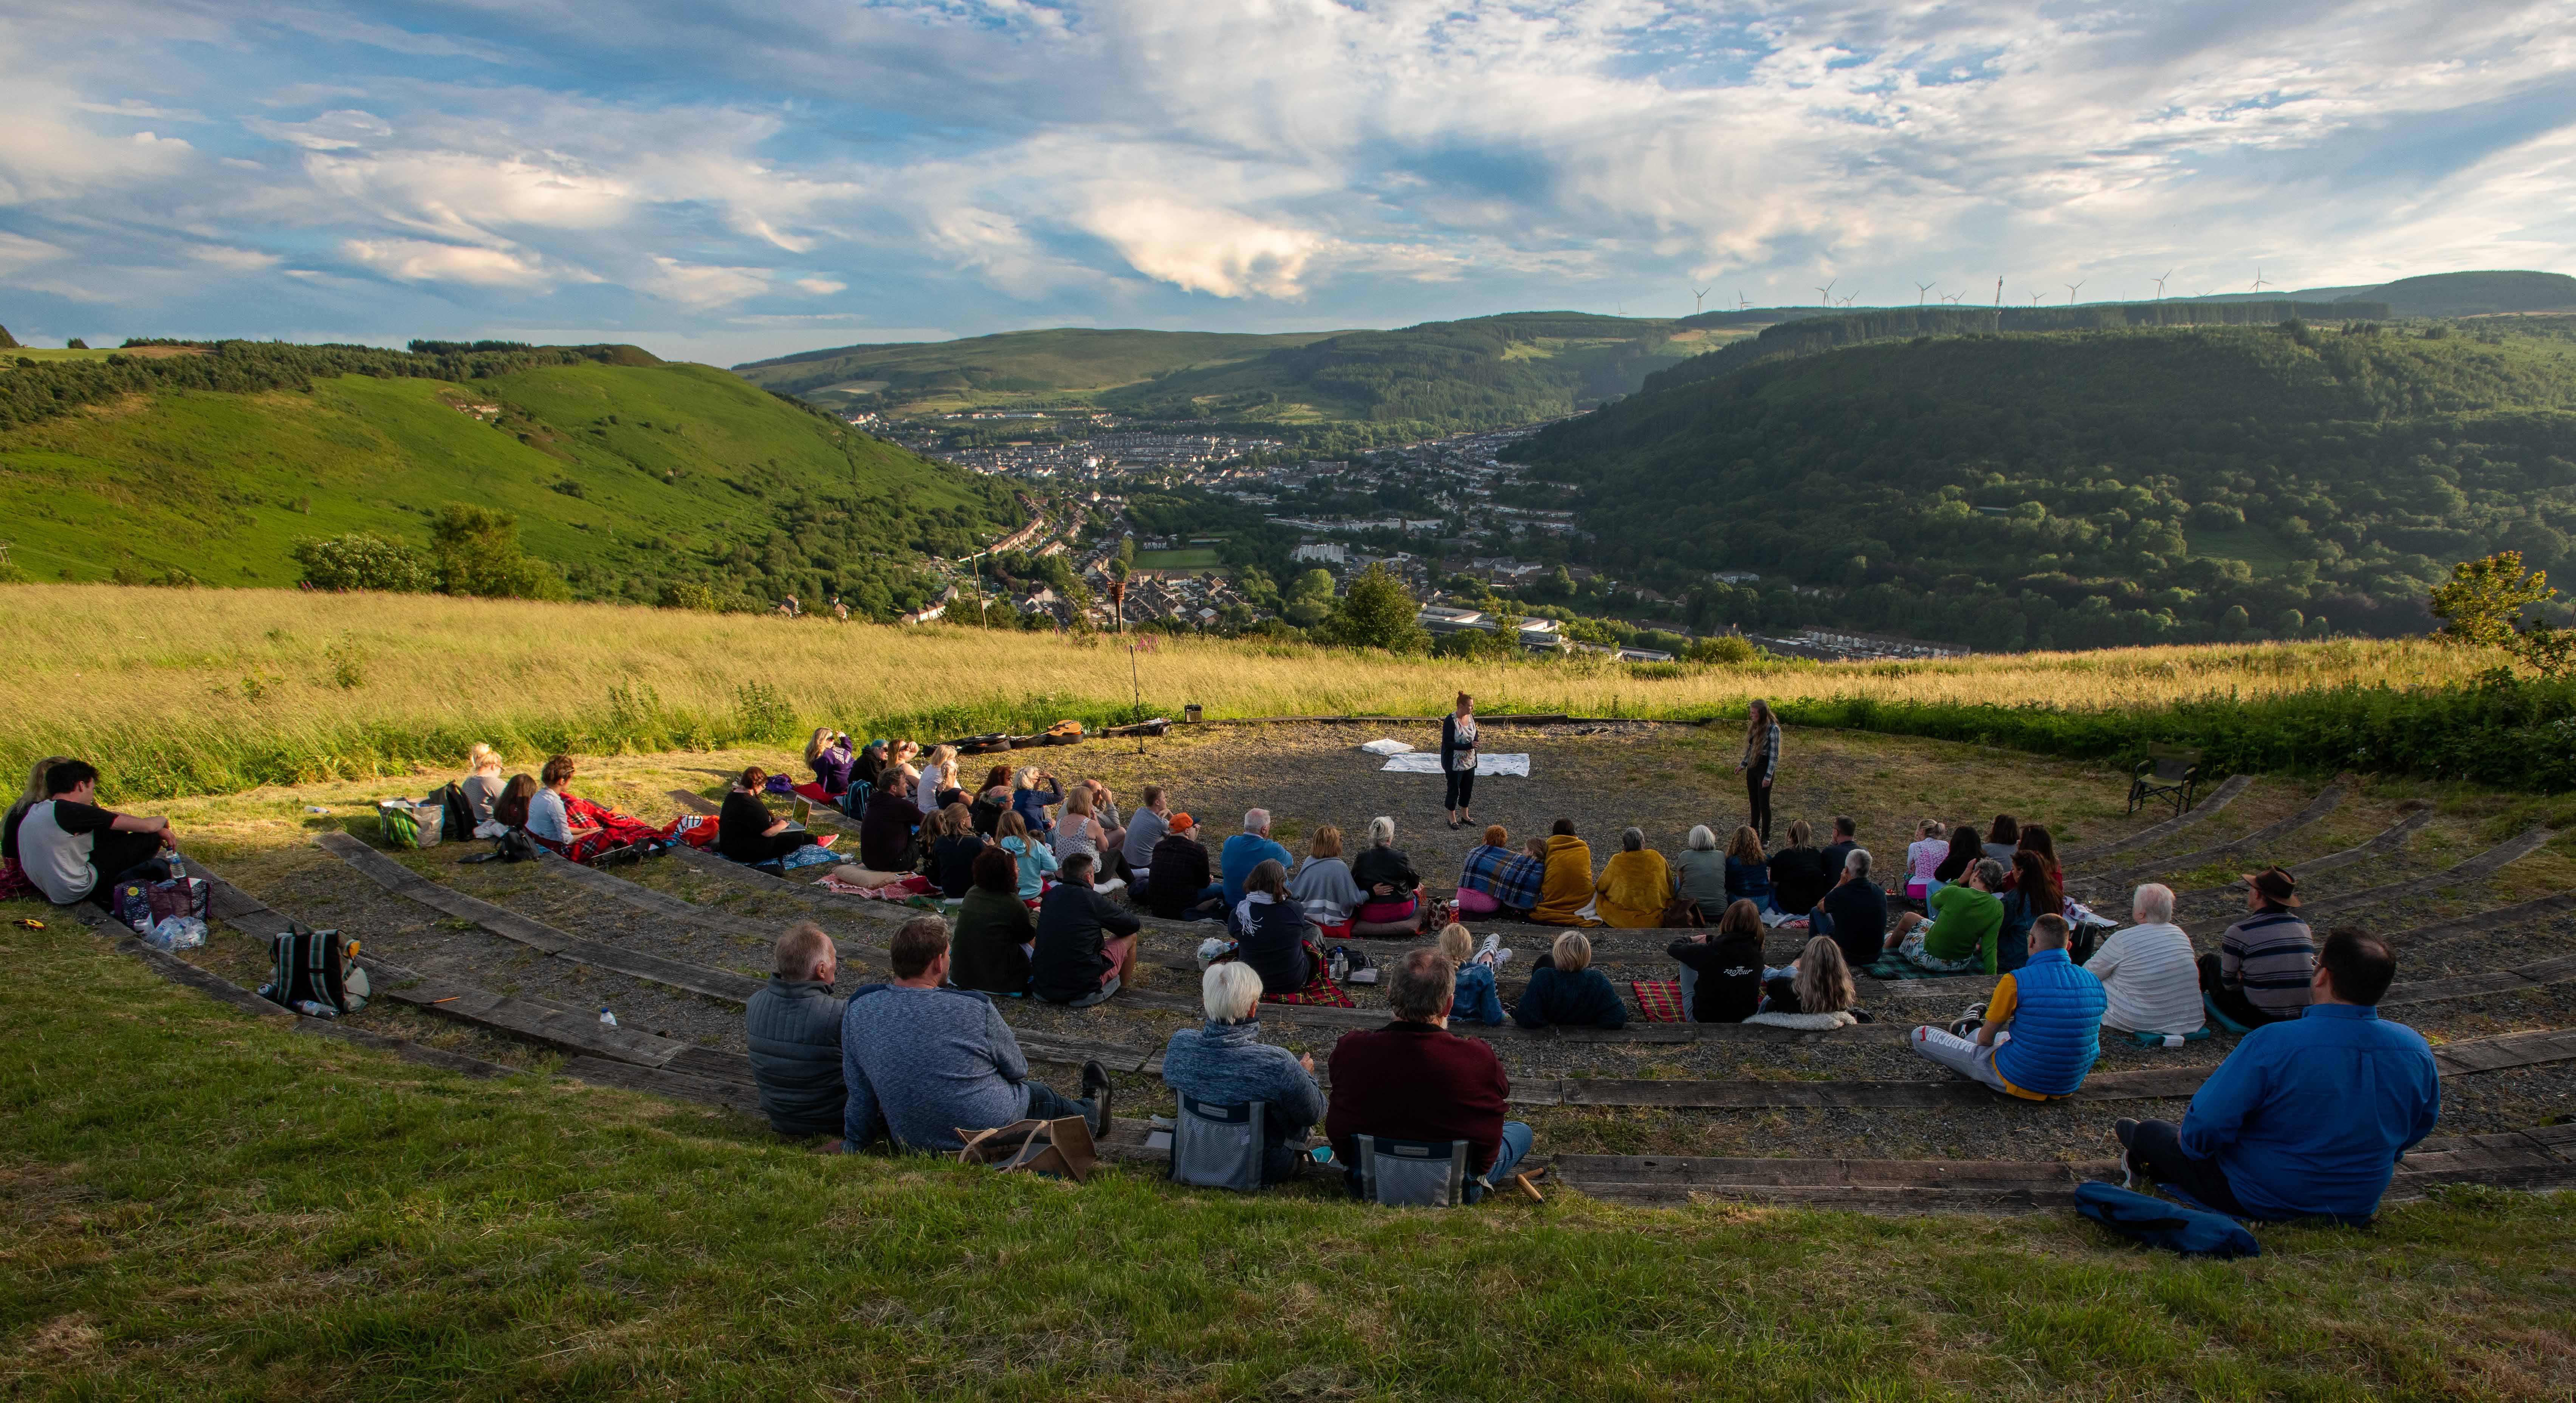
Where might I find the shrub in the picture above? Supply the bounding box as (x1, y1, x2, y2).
(1685, 634, 1758, 664)
(656, 580, 717, 611)
(291, 534, 435, 593)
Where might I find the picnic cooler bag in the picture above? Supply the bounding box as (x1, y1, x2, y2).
(377, 797, 445, 848)
(956, 1115, 1098, 1182)
(110, 871, 210, 934)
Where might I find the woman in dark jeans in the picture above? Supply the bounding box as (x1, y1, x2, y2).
(1440, 691, 1478, 830)
(1736, 699, 1779, 841)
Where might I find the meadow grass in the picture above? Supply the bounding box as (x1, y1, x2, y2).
(7, 921, 2574, 1400)
(0, 583, 2516, 802)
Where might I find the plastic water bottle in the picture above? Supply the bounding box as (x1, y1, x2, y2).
(165, 853, 184, 882)
(291, 1000, 339, 1019)
(598, 1006, 618, 1028)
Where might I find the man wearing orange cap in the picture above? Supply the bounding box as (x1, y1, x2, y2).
(1143, 810, 1216, 919)
(2200, 866, 2314, 1028)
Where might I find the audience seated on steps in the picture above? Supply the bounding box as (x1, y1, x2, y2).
(1143, 812, 1216, 919)
(1670, 824, 1730, 916)
(1324, 947, 1533, 1203)
(1219, 809, 1293, 909)
(6, 758, 174, 909)
(1750, 935, 1868, 1029)
(1909, 915, 2107, 1098)
(914, 744, 962, 816)
(1992, 848, 2058, 973)
(2090, 884, 2206, 1038)
(858, 769, 922, 873)
(1287, 825, 1365, 933)
(1529, 818, 1601, 927)
(968, 764, 1013, 837)
(2116, 928, 2439, 1223)
(1885, 857, 2007, 974)
(995, 810, 1058, 902)
(1010, 765, 1064, 838)
(1348, 816, 1424, 936)
(926, 803, 989, 898)
(1765, 819, 1832, 918)
(1512, 930, 1629, 1029)
(1818, 816, 1859, 890)
(949, 847, 1036, 996)
(1030, 853, 1142, 1007)
(1592, 826, 1673, 928)
(1456, 826, 1544, 917)
(1161, 961, 1327, 1186)
(1668, 897, 1765, 1023)
(1120, 784, 1170, 881)
(719, 767, 836, 866)
(1051, 783, 1111, 866)
(1077, 780, 1126, 872)
(841, 915, 1111, 1152)
(745, 922, 852, 1143)
(1903, 819, 1948, 901)
(1436, 922, 1511, 1026)
(2014, 823, 2066, 903)
(1722, 825, 1773, 909)
(458, 743, 507, 830)
(2201, 866, 2316, 1028)
(1811, 849, 1887, 972)
(1982, 813, 2021, 865)
(1228, 859, 1318, 997)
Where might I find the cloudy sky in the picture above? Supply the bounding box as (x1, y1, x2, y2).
(2, 0, 2570, 364)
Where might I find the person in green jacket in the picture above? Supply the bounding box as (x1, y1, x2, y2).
(1884, 857, 2006, 974)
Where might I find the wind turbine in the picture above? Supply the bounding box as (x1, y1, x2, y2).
(2152, 268, 2173, 300)
(2065, 279, 2086, 305)
(1737, 291, 1750, 311)
(2250, 268, 2272, 295)
(1839, 294, 1857, 307)
(2029, 291, 2046, 306)
(1814, 278, 1836, 308)
(1916, 280, 1935, 305)
(1941, 291, 1964, 304)
(1993, 275, 2003, 308)
(1692, 286, 1710, 315)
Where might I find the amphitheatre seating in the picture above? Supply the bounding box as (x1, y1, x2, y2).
(2072, 774, 2352, 896)
(2069, 771, 2249, 862)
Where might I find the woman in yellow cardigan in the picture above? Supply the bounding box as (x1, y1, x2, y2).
(1529, 818, 1602, 927)
(1594, 826, 1674, 928)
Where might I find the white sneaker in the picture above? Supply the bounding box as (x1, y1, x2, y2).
(1477, 931, 1501, 961)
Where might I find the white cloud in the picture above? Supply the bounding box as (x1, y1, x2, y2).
(1074, 190, 1323, 298)
(187, 244, 283, 271)
(0, 230, 64, 274)
(792, 275, 846, 295)
(640, 255, 771, 306)
(246, 108, 395, 151)
(345, 237, 555, 286)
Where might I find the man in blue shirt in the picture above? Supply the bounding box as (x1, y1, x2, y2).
(2115, 928, 2438, 1222)
(1213, 808, 1292, 908)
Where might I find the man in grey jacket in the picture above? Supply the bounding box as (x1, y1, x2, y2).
(745, 922, 854, 1142)
(842, 915, 1112, 1151)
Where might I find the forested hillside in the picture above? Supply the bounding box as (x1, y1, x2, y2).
(1518, 319, 2576, 650)
(0, 340, 1018, 616)
(731, 327, 1344, 413)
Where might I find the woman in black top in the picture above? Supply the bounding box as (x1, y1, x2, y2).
(949, 846, 1035, 994)
(719, 767, 811, 864)
(1815, 849, 1888, 970)
(1349, 815, 1422, 936)
(1227, 859, 1315, 995)
(1440, 691, 1478, 830)
(1765, 818, 1832, 917)
(1932, 823, 1982, 883)
(928, 803, 990, 897)
(1668, 897, 1765, 1022)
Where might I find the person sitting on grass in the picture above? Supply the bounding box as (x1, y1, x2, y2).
(1904, 819, 1948, 901)
(995, 809, 1058, 903)
(491, 774, 539, 831)
(1669, 897, 1765, 1023)
(1220, 809, 1293, 908)
(720, 767, 836, 866)
(1670, 824, 1729, 918)
(2114, 928, 2438, 1223)
(1288, 824, 1365, 935)
(1512, 930, 1629, 1029)
(1806, 848, 1886, 970)
(858, 769, 920, 873)
(2090, 884, 2204, 1038)
(1324, 947, 1532, 1203)
(1819, 816, 1859, 886)
(1051, 784, 1112, 866)
(1, 753, 74, 897)
(1144, 812, 1216, 919)
(7, 759, 173, 908)
(1080, 780, 1125, 869)
(1909, 914, 2105, 1098)
(1437, 921, 1510, 1026)
(969, 764, 1014, 836)
(1030, 852, 1141, 1007)
(2201, 866, 2315, 1029)
(1010, 765, 1064, 838)
(1765, 819, 1832, 918)
(459, 743, 507, 829)
(1229, 858, 1317, 996)
(1529, 818, 1601, 927)
(1456, 826, 1543, 917)
(948, 846, 1036, 996)
(1992, 848, 2059, 973)
(1120, 784, 1171, 881)
(746, 922, 851, 1143)
(2016, 823, 2066, 897)
(841, 916, 1111, 1151)
(1884, 857, 2006, 974)
(530, 753, 696, 862)
(1161, 961, 1327, 1186)
(1932, 821, 1982, 885)
(1593, 826, 1673, 928)
(1983, 814, 2021, 865)
(928, 803, 990, 899)
(805, 728, 857, 799)
(915, 744, 963, 817)
(1722, 825, 1772, 909)
(1349, 816, 1425, 936)
(1753, 935, 1867, 1027)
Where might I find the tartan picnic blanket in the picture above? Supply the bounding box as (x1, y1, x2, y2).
(1632, 979, 1687, 1023)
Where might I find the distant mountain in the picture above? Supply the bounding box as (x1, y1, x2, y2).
(2342, 270, 2576, 317)
(732, 327, 1348, 412)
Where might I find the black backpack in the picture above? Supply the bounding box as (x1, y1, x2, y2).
(260, 928, 372, 1016)
(434, 782, 476, 841)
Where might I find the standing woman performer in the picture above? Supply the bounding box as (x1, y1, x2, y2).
(1737, 698, 1780, 843)
(1441, 691, 1479, 831)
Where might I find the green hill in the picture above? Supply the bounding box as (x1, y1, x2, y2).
(731, 327, 1347, 413)
(1517, 319, 2576, 650)
(0, 341, 1019, 615)
(2342, 270, 2576, 317)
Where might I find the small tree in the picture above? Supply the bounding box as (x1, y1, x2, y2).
(291, 533, 434, 592)
(2431, 551, 2576, 679)
(1327, 563, 1430, 653)
(1685, 634, 1758, 665)
(431, 504, 558, 599)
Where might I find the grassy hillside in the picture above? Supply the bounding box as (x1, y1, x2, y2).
(731, 326, 1347, 413)
(2, 583, 2553, 803)
(1520, 320, 2576, 650)
(2349, 270, 2576, 317)
(0, 345, 1019, 613)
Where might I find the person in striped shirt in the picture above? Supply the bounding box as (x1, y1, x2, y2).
(2199, 866, 2314, 1027)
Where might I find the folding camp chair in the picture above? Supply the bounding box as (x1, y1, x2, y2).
(1169, 1095, 1267, 1191)
(2127, 745, 2202, 818)
(1351, 1134, 1472, 1207)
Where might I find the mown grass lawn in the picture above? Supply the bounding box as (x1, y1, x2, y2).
(5, 921, 2574, 1401)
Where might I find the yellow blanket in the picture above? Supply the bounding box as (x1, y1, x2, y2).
(1594, 849, 1673, 928)
(1529, 835, 1601, 927)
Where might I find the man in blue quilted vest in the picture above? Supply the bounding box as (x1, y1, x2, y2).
(1909, 914, 2106, 1098)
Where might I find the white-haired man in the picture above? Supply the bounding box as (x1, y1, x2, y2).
(1160, 961, 1326, 1185)
(1217, 807, 1291, 909)
(2088, 883, 2206, 1036)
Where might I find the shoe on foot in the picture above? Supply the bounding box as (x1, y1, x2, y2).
(1080, 1059, 1113, 1137)
(2113, 1117, 2141, 1150)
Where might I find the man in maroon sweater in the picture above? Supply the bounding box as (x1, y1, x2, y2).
(1325, 947, 1534, 1202)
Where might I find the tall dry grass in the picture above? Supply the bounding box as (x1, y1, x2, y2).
(3, 584, 2499, 800)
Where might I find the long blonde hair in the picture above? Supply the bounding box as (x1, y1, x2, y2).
(923, 743, 957, 786)
(804, 727, 841, 765)
(1436, 922, 1474, 964)
(16, 755, 72, 809)
(465, 742, 503, 776)
(1793, 936, 1856, 1014)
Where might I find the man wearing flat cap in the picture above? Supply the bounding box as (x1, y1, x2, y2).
(2200, 866, 2313, 1027)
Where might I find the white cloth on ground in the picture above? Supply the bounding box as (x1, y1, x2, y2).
(1358, 738, 1413, 756)
(1380, 752, 1529, 777)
